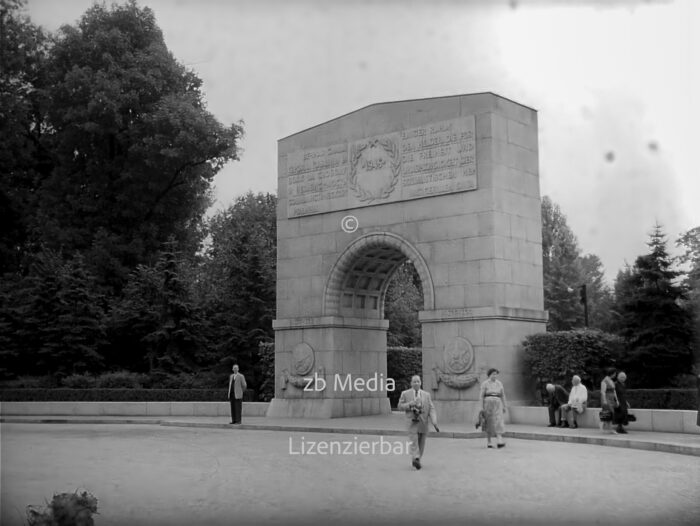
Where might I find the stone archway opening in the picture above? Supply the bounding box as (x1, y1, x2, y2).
(338, 247, 426, 332)
(338, 245, 405, 319)
(323, 232, 434, 319)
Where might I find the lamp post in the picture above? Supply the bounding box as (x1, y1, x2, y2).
(579, 284, 588, 328)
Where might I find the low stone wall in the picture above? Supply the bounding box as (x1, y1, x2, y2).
(507, 406, 700, 435)
(0, 401, 269, 418)
(2, 402, 698, 434)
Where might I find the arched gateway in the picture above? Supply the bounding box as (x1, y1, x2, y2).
(268, 93, 548, 420)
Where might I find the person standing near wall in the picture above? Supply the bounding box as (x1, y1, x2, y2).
(613, 371, 630, 434)
(599, 367, 618, 434)
(228, 364, 247, 424)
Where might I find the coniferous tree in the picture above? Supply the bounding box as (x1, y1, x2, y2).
(612, 224, 694, 387)
(107, 240, 210, 373)
(0, 250, 107, 377)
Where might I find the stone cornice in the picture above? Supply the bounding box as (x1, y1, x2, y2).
(419, 306, 548, 323)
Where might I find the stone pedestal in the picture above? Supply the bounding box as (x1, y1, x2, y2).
(267, 317, 393, 418)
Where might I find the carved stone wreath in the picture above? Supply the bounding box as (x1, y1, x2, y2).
(432, 337, 479, 390)
(349, 138, 401, 203)
(432, 368, 479, 390)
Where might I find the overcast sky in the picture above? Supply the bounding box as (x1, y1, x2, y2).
(25, 0, 700, 283)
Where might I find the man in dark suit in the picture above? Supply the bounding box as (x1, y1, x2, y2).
(228, 364, 247, 424)
(397, 375, 438, 470)
(545, 383, 569, 427)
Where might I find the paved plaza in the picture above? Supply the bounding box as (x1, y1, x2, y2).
(2, 422, 699, 526)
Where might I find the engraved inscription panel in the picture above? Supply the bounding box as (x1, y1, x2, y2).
(285, 116, 477, 218)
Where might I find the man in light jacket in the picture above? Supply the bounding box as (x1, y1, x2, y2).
(228, 364, 247, 424)
(561, 375, 588, 429)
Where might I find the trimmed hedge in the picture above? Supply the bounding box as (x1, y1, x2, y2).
(1, 371, 229, 390)
(257, 342, 275, 402)
(0, 388, 257, 402)
(523, 329, 624, 391)
(586, 389, 697, 410)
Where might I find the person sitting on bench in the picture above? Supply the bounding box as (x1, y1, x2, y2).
(545, 383, 569, 427)
(560, 375, 588, 428)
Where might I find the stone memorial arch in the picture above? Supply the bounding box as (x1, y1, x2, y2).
(267, 93, 548, 420)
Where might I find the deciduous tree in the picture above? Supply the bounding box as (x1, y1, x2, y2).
(30, 1, 242, 291)
(541, 196, 586, 330)
(0, 0, 49, 274)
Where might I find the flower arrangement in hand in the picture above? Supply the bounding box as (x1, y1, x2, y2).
(410, 398, 423, 422)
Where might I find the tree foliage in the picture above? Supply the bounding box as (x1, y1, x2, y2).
(0, 0, 50, 274)
(256, 342, 275, 402)
(541, 196, 585, 330)
(197, 192, 277, 381)
(0, 250, 107, 378)
(579, 253, 614, 330)
(1, 0, 243, 290)
(107, 240, 211, 373)
(385, 261, 423, 348)
(676, 226, 700, 367)
(611, 224, 695, 387)
(0, 1, 244, 386)
(542, 196, 613, 331)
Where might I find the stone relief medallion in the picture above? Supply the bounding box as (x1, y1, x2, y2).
(443, 337, 474, 374)
(281, 342, 325, 391)
(432, 336, 478, 390)
(292, 342, 314, 376)
(349, 138, 400, 203)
